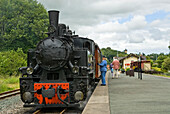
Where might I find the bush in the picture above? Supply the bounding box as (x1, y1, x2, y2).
(152, 67, 162, 72)
(152, 63, 158, 67)
(156, 55, 168, 68)
(0, 48, 27, 76)
(162, 57, 170, 72)
(165, 72, 170, 76)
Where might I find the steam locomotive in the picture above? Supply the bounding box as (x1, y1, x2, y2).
(19, 10, 102, 107)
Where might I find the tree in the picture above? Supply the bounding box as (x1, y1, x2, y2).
(0, 0, 49, 52)
(146, 56, 154, 67)
(147, 53, 158, 61)
(0, 48, 27, 76)
(156, 55, 167, 68)
(101, 47, 127, 63)
(162, 57, 170, 72)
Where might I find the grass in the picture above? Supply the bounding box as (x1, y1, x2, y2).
(4, 76, 19, 84)
(0, 76, 20, 93)
(151, 73, 170, 78)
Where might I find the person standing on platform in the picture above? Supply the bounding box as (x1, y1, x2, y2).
(98, 56, 107, 86)
(110, 63, 113, 76)
(112, 57, 120, 79)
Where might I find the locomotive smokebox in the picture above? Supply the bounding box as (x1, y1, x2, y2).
(48, 10, 59, 36)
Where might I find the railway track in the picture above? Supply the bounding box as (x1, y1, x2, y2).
(33, 108, 67, 114)
(60, 108, 67, 114)
(0, 89, 20, 100)
(33, 109, 41, 114)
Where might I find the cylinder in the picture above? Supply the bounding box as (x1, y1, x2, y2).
(48, 10, 59, 36)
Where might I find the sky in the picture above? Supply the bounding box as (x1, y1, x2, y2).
(37, 0, 170, 55)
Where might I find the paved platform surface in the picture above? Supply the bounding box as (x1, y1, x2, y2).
(83, 71, 170, 114)
(82, 72, 110, 114)
(109, 72, 170, 114)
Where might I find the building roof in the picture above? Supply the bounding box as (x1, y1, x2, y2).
(118, 53, 139, 61)
(118, 57, 125, 61)
(132, 60, 151, 63)
(140, 55, 146, 60)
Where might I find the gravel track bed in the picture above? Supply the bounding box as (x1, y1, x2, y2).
(0, 95, 33, 114)
(0, 94, 87, 114)
(0, 82, 98, 114)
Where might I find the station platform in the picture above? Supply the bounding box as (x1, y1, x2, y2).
(82, 71, 110, 114)
(83, 71, 170, 114)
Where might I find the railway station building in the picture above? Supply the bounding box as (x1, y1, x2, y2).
(118, 53, 151, 71)
(118, 53, 139, 69)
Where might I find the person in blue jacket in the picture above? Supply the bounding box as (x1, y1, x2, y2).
(98, 56, 107, 86)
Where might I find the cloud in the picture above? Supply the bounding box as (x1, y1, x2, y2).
(126, 39, 170, 54)
(37, 0, 170, 54)
(126, 15, 147, 30)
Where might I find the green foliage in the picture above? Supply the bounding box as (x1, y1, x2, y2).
(150, 60, 153, 67)
(156, 55, 168, 68)
(165, 72, 170, 76)
(162, 57, 170, 72)
(147, 53, 159, 61)
(4, 76, 19, 84)
(152, 63, 158, 67)
(146, 56, 153, 67)
(152, 67, 161, 72)
(146, 56, 151, 60)
(0, 84, 10, 93)
(120, 68, 125, 71)
(0, 48, 27, 76)
(101, 47, 127, 63)
(0, 0, 48, 52)
(147, 53, 169, 71)
(0, 76, 19, 93)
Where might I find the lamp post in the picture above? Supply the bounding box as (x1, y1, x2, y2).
(138, 52, 142, 80)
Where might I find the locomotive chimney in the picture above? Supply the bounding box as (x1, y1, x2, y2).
(48, 10, 59, 36)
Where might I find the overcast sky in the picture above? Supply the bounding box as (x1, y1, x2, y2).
(37, 0, 170, 55)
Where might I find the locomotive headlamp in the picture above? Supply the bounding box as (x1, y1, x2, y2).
(74, 91, 83, 101)
(22, 92, 33, 103)
(26, 67, 33, 75)
(72, 66, 79, 74)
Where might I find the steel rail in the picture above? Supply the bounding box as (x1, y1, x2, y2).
(0, 89, 20, 100)
(60, 108, 67, 114)
(33, 109, 41, 114)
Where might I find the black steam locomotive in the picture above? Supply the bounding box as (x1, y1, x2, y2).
(19, 10, 102, 107)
